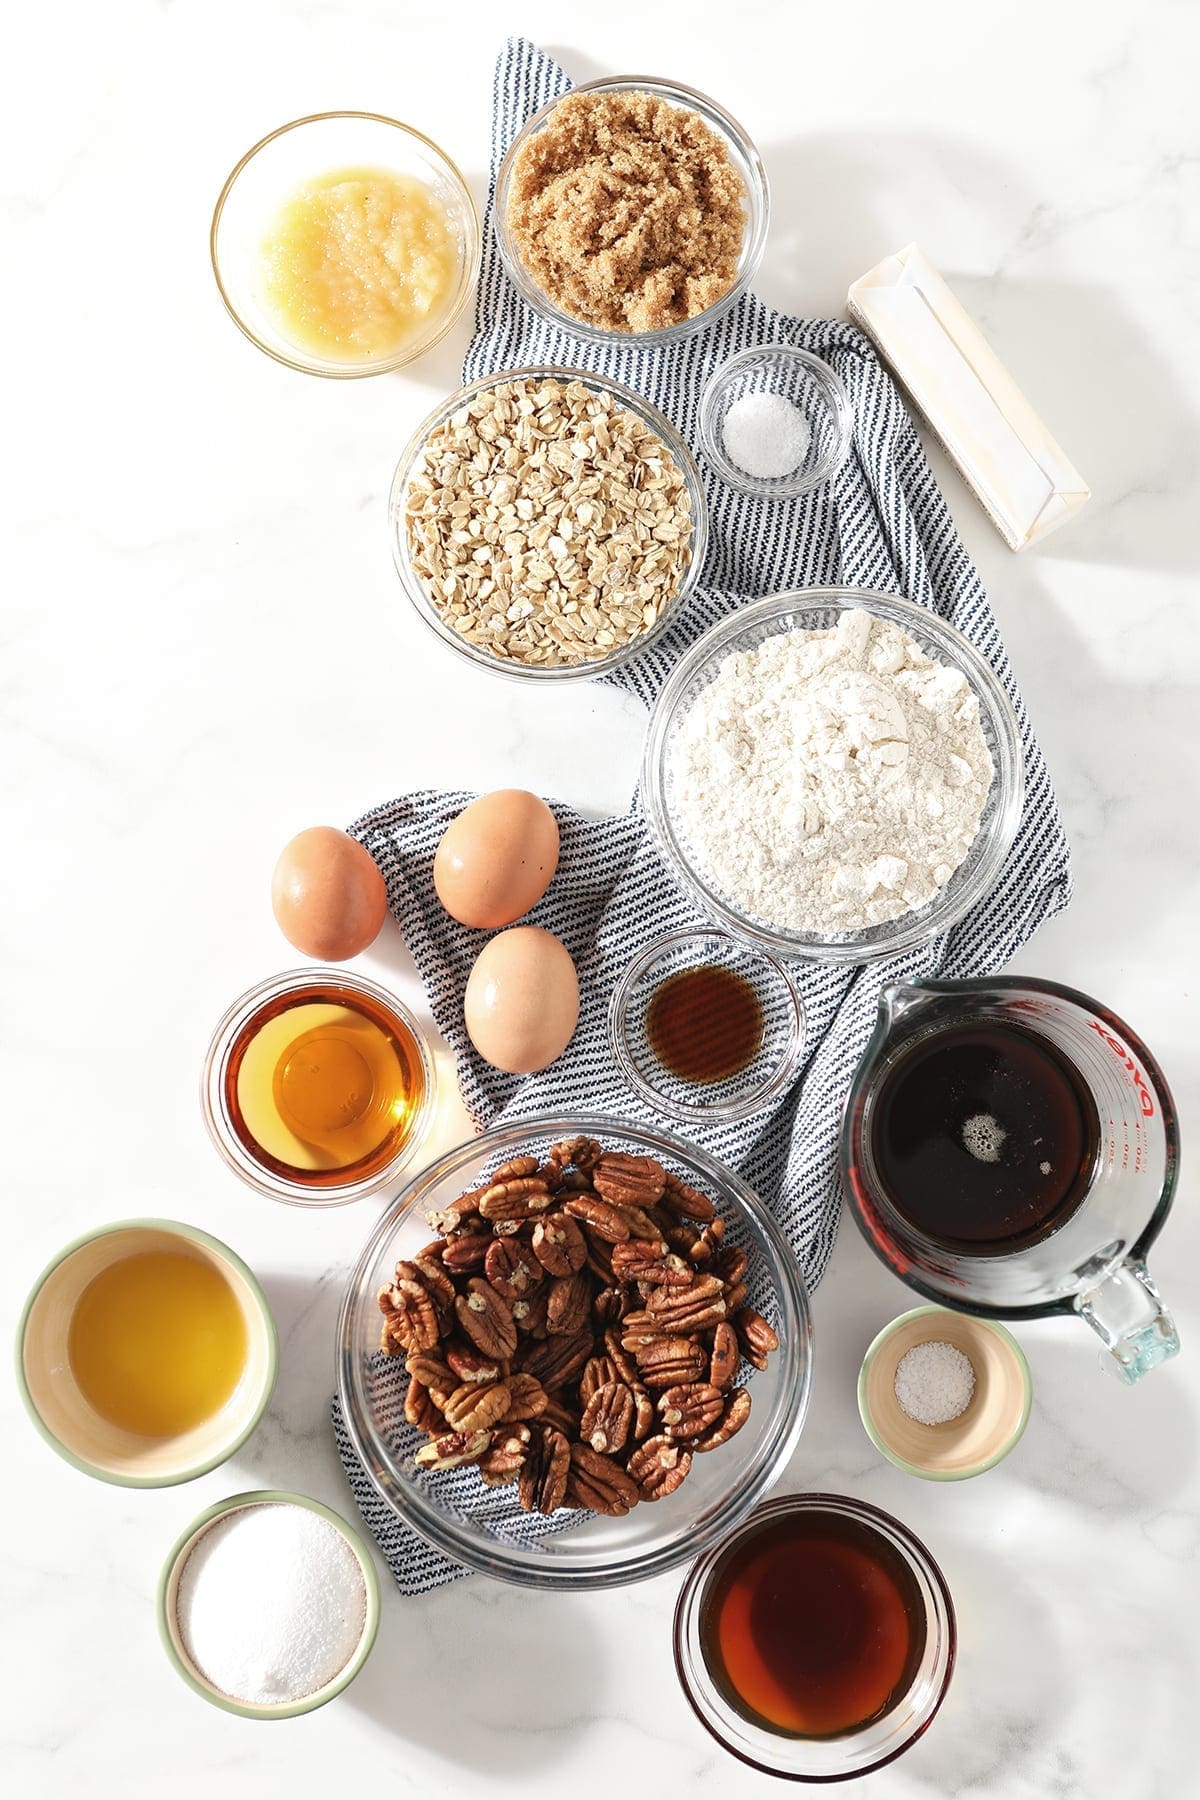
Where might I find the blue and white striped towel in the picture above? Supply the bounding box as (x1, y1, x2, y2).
(331, 38, 1073, 1593)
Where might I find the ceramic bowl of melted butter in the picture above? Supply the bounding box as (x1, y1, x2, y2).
(16, 1219, 277, 1487)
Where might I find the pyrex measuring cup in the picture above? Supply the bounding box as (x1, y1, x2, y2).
(840, 977, 1181, 1384)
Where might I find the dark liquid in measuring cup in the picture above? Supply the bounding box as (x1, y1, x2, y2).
(700, 1508, 927, 1738)
(647, 964, 764, 1085)
(868, 1019, 1099, 1251)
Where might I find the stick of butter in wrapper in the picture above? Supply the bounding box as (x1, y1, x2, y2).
(847, 245, 1089, 551)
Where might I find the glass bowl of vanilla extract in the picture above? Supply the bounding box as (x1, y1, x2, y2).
(608, 929, 806, 1124)
(674, 1493, 957, 1780)
(202, 969, 436, 1206)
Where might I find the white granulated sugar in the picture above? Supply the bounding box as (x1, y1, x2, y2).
(722, 391, 811, 480)
(963, 1112, 1007, 1163)
(670, 609, 994, 933)
(176, 1502, 367, 1707)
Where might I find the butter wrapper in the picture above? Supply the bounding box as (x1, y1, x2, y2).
(847, 244, 1089, 551)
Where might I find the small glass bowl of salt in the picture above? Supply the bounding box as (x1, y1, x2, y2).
(698, 343, 853, 499)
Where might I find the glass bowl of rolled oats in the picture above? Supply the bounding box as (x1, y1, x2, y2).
(336, 1114, 812, 1589)
(493, 77, 770, 347)
(390, 367, 708, 680)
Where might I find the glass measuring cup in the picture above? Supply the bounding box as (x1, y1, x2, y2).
(840, 977, 1180, 1384)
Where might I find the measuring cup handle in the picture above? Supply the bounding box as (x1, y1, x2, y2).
(1076, 1258, 1180, 1385)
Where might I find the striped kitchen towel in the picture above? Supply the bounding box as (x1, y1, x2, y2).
(331, 38, 1073, 1593)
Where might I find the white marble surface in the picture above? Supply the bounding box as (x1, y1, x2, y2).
(4, 1, 1199, 1793)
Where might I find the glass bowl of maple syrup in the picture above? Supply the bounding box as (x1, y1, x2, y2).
(202, 968, 435, 1206)
(674, 1493, 957, 1780)
(608, 929, 806, 1123)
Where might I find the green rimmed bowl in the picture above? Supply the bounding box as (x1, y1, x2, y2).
(16, 1218, 277, 1487)
(858, 1305, 1032, 1480)
(158, 1490, 381, 1719)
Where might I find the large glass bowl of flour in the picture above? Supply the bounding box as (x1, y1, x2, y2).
(642, 590, 1024, 963)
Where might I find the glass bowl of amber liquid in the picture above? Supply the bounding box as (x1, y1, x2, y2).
(202, 969, 435, 1205)
(674, 1493, 957, 1780)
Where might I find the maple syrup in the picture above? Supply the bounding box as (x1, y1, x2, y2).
(699, 1505, 927, 1738)
(647, 964, 764, 1085)
(223, 982, 427, 1188)
(867, 1018, 1099, 1251)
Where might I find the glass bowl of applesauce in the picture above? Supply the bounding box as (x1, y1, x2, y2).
(211, 113, 481, 377)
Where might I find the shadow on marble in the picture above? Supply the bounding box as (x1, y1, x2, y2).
(236, 1267, 357, 1496)
(345, 1576, 607, 1769)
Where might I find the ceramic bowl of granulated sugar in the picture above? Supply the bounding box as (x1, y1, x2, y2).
(858, 1305, 1032, 1480)
(158, 1490, 380, 1717)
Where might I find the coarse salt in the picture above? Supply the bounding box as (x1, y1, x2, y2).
(176, 1502, 367, 1707)
(893, 1340, 976, 1426)
(721, 390, 811, 480)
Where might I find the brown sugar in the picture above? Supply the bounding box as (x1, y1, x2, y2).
(505, 90, 747, 333)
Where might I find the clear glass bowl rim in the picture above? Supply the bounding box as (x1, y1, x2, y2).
(389, 363, 710, 682)
(209, 110, 482, 378)
(492, 74, 770, 348)
(200, 966, 436, 1207)
(698, 344, 855, 499)
(672, 1490, 958, 1781)
(606, 927, 808, 1122)
(336, 1111, 813, 1589)
(641, 587, 1025, 963)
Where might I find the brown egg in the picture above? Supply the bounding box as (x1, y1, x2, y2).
(463, 927, 579, 1074)
(271, 826, 388, 961)
(433, 790, 559, 929)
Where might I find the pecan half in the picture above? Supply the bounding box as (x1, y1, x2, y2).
(592, 1151, 667, 1209)
(566, 1442, 641, 1516)
(550, 1136, 602, 1170)
(591, 1285, 633, 1330)
(603, 1325, 639, 1385)
(480, 1177, 556, 1221)
(661, 1171, 717, 1222)
(490, 1155, 539, 1183)
(631, 1384, 656, 1442)
(562, 1193, 631, 1243)
(441, 1234, 490, 1275)
(712, 1245, 748, 1288)
(610, 1240, 691, 1287)
(517, 1328, 593, 1390)
(579, 1354, 619, 1406)
(378, 1280, 440, 1354)
(531, 1214, 587, 1277)
(511, 1286, 551, 1338)
(630, 1335, 708, 1387)
(425, 1183, 486, 1235)
(444, 1339, 507, 1385)
(709, 1321, 741, 1392)
(658, 1381, 724, 1441)
(455, 1278, 518, 1360)
(580, 1380, 634, 1455)
(485, 1237, 544, 1302)
(499, 1372, 548, 1423)
(479, 1424, 531, 1486)
(443, 1381, 512, 1434)
(404, 1378, 446, 1436)
(692, 1386, 751, 1451)
(518, 1424, 570, 1515)
(644, 1273, 727, 1333)
(733, 1306, 778, 1371)
(546, 1270, 591, 1336)
(584, 1241, 615, 1286)
(414, 1428, 491, 1471)
(628, 1434, 693, 1500)
(405, 1351, 455, 1405)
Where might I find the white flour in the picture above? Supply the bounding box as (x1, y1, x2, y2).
(670, 609, 993, 932)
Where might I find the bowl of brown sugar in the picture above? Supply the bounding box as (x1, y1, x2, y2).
(494, 77, 769, 346)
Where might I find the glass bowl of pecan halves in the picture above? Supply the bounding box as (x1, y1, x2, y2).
(336, 1114, 812, 1589)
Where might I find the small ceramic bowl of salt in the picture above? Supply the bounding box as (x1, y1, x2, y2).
(858, 1305, 1032, 1481)
(697, 343, 853, 499)
(158, 1489, 380, 1717)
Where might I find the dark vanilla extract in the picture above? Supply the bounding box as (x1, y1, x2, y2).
(647, 964, 763, 1084)
(700, 1508, 927, 1738)
(867, 1018, 1099, 1251)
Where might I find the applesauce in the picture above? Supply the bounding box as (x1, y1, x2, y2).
(260, 166, 459, 363)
